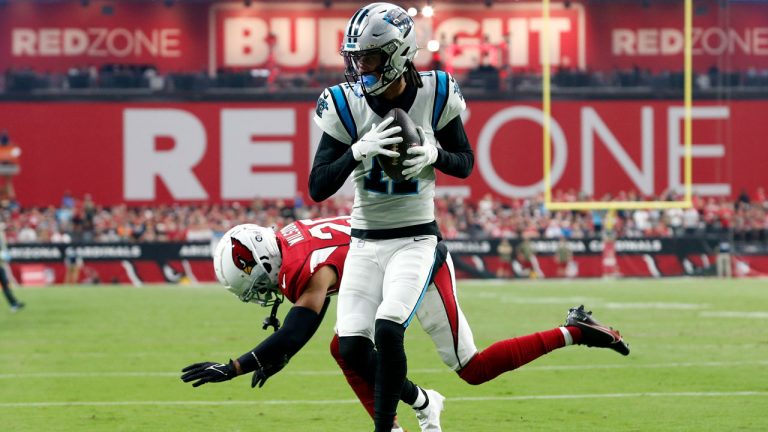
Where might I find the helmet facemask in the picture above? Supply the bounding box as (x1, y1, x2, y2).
(342, 39, 401, 96)
(233, 270, 284, 307)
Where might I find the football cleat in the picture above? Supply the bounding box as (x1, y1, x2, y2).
(10, 302, 25, 313)
(565, 305, 630, 356)
(414, 389, 445, 432)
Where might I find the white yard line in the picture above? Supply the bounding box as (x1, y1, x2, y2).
(1, 391, 766, 408)
(2, 360, 767, 379)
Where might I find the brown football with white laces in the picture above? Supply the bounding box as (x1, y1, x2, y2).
(377, 108, 422, 183)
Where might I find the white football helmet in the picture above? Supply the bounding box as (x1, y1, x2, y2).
(341, 2, 419, 96)
(213, 224, 283, 306)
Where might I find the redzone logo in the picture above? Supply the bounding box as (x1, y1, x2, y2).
(11, 27, 181, 58)
(613, 26, 768, 56)
(210, 4, 585, 74)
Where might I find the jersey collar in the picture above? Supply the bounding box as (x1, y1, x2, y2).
(364, 81, 418, 118)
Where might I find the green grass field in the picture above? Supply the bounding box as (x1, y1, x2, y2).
(1, 279, 767, 431)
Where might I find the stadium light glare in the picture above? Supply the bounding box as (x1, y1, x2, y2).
(422, 5, 434, 18)
(407, 7, 418, 16)
(426, 40, 440, 52)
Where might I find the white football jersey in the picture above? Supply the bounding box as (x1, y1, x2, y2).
(313, 71, 466, 231)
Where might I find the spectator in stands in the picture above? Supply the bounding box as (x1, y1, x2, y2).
(496, 238, 514, 278)
(0, 223, 24, 312)
(64, 248, 83, 285)
(555, 236, 574, 278)
(512, 236, 541, 279)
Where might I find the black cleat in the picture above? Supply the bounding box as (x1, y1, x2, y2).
(565, 305, 630, 356)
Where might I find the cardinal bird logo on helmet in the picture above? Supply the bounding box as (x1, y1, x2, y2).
(231, 237, 257, 275)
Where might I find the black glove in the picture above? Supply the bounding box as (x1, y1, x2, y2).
(251, 355, 289, 388)
(181, 360, 237, 387)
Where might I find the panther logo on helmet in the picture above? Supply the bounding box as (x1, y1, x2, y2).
(231, 237, 257, 275)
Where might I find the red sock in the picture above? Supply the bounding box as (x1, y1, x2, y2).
(330, 335, 376, 419)
(458, 327, 571, 385)
(565, 325, 583, 344)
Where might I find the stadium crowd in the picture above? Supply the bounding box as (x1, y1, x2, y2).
(3, 63, 768, 95)
(0, 189, 766, 244)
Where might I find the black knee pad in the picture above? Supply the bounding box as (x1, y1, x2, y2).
(338, 335, 374, 371)
(374, 319, 405, 354)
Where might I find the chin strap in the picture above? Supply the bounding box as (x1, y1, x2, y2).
(262, 297, 283, 332)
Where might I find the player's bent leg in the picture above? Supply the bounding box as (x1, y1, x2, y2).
(457, 327, 575, 385)
(418, 251, 592, 385)
(331, 334, 377, 419)
(417, 251, 479, 371)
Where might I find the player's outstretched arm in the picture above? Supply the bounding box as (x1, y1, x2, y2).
(180, 267, 335, 389)
(180, 300, 329, 389)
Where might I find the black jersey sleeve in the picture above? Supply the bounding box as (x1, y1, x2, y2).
(433, 116, 474, 179)
(308, 132, 359, 202)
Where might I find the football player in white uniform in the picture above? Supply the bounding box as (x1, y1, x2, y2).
(309, 3, 473, 431)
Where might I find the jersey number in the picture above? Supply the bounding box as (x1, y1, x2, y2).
(301, 217, 351, 240)
(363, 158, 419, 195)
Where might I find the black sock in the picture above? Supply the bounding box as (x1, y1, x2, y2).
(373, 319, 407, 432)
(338, 335, 428, 408)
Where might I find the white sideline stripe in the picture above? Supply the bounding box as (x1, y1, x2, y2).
(605, 302, 708, 310)
(1, 392, 766, 408)
(2, 360, 767, 379)
(700, 311, 768, 319)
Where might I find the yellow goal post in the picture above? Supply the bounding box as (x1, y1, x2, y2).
(541, 0, 693, 211)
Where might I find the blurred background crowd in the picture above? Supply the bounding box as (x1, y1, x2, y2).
(1, 188, 765, 244)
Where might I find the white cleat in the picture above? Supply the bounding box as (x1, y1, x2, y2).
(391, 427, 405, 432)
(414, 389, 445, 432)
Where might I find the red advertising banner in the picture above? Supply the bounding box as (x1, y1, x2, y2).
(0, 2, 209, 72)
(586, 1, 768, 72)
(1, 100, 766, 206)
(1, 1, 766, 73)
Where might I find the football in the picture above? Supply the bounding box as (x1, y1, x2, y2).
(377, 107, 422, 183)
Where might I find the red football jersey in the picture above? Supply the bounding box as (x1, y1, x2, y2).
(276, 216, 352, 303)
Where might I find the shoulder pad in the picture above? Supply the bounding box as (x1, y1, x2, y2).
(431, 71, 466, 131)
(313, 85, 359, 144)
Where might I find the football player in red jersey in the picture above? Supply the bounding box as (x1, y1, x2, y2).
(181, 217, 630, 431)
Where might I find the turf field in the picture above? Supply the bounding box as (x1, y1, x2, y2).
(1, 278, 767, 431)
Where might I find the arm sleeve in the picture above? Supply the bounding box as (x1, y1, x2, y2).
(308, 133, 359, 202)
(236, 300, 330, 373)
(433, 116, 474, 179)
